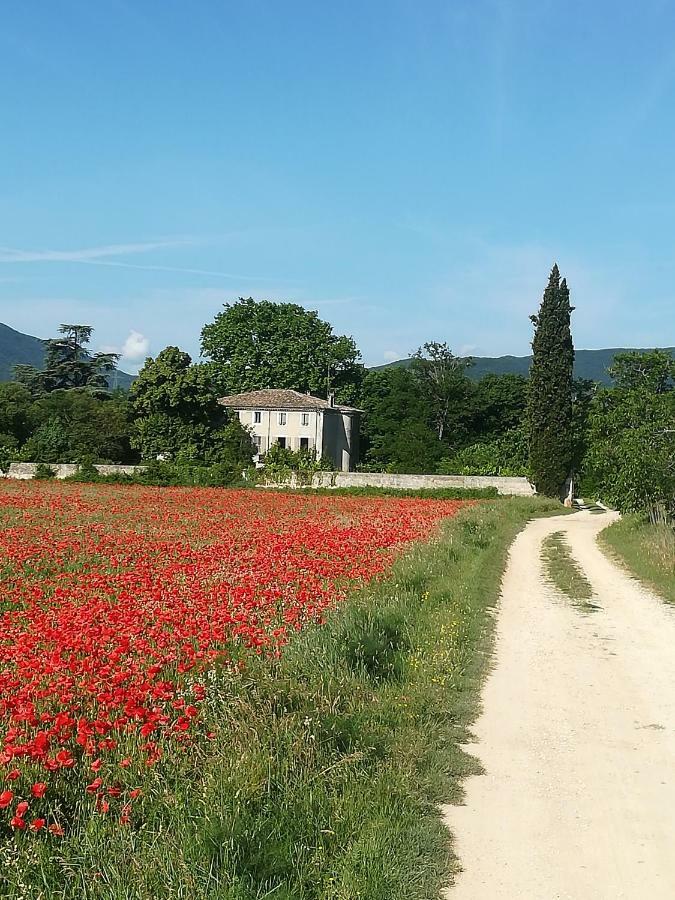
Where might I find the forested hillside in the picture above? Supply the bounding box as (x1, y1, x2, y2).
(0, 323, 134, 387)
(373, 347, 675, 385)
(0, 323, 45, 380)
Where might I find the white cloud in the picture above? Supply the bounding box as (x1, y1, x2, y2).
(0, 239, 289, 282)
(121, 330, 150, 362)
(0, 239, 193, 263)
(458, 343, 478, 357)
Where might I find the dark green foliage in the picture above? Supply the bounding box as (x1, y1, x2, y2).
(439, 424, 529, 477)
(14, 324, 119, 395)
(471, 374, 528, 440)
(21, 417, 70, 462)
(360, 361, 528, 475)
(570, 378, 596, 472)
(0, 443, 13, 474)
(0, 382, 34, 445)
(20, 390, 136, 464)
(130, 347, 255, 467)
(581, 351, 675, 515)
(63, 459, 251, 488)
(0, 322, 134, 387)
(33, 463, 56, 480)
(527, 265, 575, 497)
(259, 444, 334, 484)
(359, 367, 444, 472)
(201, 298, 364, 404)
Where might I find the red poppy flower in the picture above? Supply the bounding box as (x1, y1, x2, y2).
(0, 483, 468, 818)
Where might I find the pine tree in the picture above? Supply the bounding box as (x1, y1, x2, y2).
(528, 265, 575, 497)
(14, 325, 119, 395)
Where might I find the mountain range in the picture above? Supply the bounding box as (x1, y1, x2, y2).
(371, 347, 675, 385)
(0, 322, 672, 389)
(0, 323, 135, 389)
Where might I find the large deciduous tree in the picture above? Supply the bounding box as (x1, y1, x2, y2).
(609, 349, 675, 394)
(359, 367, 444, 473)
(471, 373, 528, 441)
(200, 298, 364, 403)
(527, 265, 575, 497)
(130, 346, 254, 465)
(582, 350, 675, 516)
(410, 341, 474, 444)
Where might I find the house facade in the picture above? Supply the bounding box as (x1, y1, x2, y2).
(219, 389, 361, 472)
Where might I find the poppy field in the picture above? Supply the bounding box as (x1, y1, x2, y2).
(0, 481, 469, 837)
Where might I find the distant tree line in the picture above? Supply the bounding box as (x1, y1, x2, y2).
(0, 287, 672, 514)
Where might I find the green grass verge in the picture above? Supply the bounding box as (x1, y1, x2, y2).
(541, 531, 598, 612)
(1, 496, 562, 900)
(600, 515, 675, 602)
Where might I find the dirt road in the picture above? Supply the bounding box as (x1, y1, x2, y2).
(443, 510, 675, 899)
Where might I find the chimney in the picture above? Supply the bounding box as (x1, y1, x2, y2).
(328, 391, 335, 407)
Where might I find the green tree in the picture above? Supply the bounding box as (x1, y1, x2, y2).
(0, 382, 34, 446)
(527, 265, 575, 497)
(359, 368, 443, 473)
(20, 417, 71, 463)
(570, 377, 596, 472)
(14, 325, 119, 395)
(201, 298, 364, 404)
(609, 349, 675, 394)
(130, 346, 254, 465)
(439, 424, 529, 477)
(21, 390, 136, 463)
(582, 351, 675, 515)
(410, 342, 474, 444)
(470, 373, 528, 441)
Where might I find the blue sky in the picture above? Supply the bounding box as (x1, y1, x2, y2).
(1, 0, 674, 371)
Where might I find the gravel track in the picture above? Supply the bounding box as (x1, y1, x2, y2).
(443, 509, 675, 899)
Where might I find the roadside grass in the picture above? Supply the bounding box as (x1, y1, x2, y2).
(541, 531, 599, 612)
(1, 496, 562, 900)
(600, 515, 675, 603)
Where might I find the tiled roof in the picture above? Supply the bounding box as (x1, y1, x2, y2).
(218, 388, 361, 413)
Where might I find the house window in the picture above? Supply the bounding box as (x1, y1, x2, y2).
(253, 411, 261, 424)
(301, 412, 310, 426)
(277, 437, 286, 449)
(300, 437, 309, 450)
(278, 412, 287, 425)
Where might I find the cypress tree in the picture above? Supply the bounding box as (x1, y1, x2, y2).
(528, 264, 575, 497)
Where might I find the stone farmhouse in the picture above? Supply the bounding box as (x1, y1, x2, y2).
(219, 389, 361, 472)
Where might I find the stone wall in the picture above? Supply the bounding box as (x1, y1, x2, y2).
(6, 463, 146, 480)
(266, 471, 535, 496)
(5, 463, 535, 496)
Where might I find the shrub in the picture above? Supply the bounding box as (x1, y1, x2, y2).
(34, 463, 57, 480)
(260, 445, 335, 484)
(438, 426, 529, 477)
